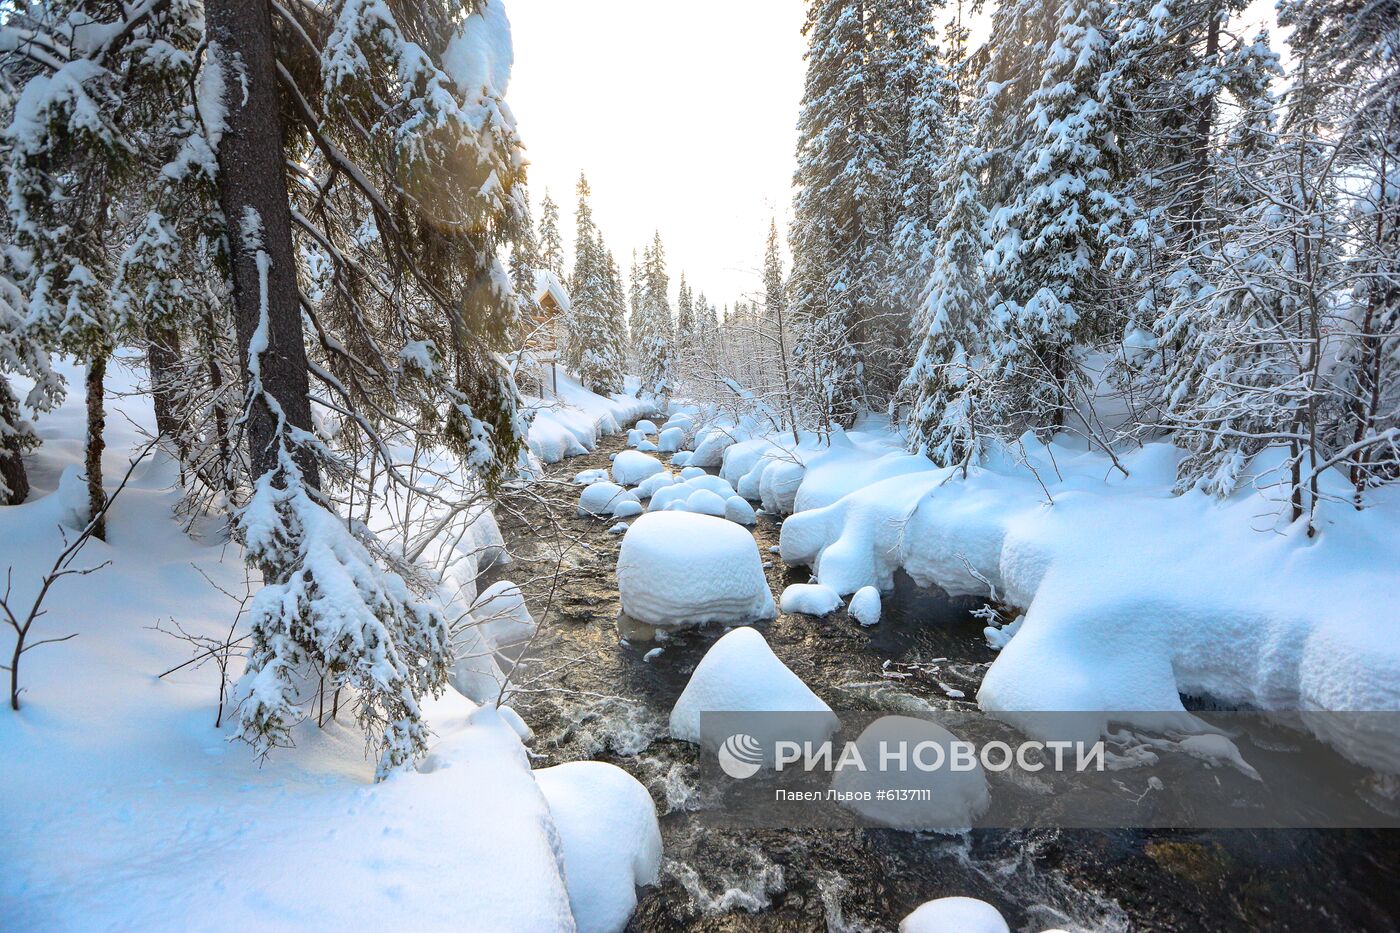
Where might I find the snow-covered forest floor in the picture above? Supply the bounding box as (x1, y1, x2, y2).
(0, 359, 656, 931)
(1, 0, 1396, 928)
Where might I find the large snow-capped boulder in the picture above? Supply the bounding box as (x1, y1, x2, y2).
(611, 450, 665, 487)
(780, 583, 842, 617)
(900, 897, 1010, 933)
(578, 482, 640, 518)
(831, 716, 990, 831)
(617, 512, 775, 630)
(534, 761, 662, 933)
(657, 426, 685, 453)
(670, 626, 838, 747)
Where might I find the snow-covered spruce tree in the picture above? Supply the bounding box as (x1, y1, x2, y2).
(205, 0, 532, 775)
(760, 220, 803, 442)
(675, 273, 695, 359)
(564, 174, 623, 394)
(0, 0, 214, 535)
(627, 249, 645, 360)
(876, 0, 955, 345)
(1280, 0, 1400, 504)
(791, 0, 891, 426)
(984, 0, 1126, 436)
(537, 189, 565, 280)
(637, 232, 674, 403)
(0, 264, 61, 505)
(1106, 0, 1275, 411)
(899, 124, 996, 471)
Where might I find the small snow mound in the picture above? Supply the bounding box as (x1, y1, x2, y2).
(572, 468, 609, 486)
(780, 583, 842, 617)
(670, 451, 693, 467)
(848, 587, 881, 626)
(724, 496, 756, 526)
(579, 482, 640, 518)
(612, 500, 644, 518)
(612, 450, 664, 487)
(680, 466, 707, 480)
(617, 512, 775, 630)
(635, 472, 676, 500)
(686, 488, 728, 517)
(669, 626, 837, 747)
(900, 897, 1009, 933)
(634, 419, 659, 435)
(534, 761, 662, 933)
(607, 523, 630, 535)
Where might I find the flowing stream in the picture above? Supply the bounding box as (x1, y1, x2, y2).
(489, 430, 1400, 932)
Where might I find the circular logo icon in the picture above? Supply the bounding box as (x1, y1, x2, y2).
(717, 733, 764, 779)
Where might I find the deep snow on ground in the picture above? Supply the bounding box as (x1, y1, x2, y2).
(0, 358, 661, 932)
(523, 372, 653, 467)
(709, 420, 1400, 771)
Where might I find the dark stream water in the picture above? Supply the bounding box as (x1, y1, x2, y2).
(490, 431, 1400, 932)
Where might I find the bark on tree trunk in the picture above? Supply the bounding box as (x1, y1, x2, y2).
(145, 322, 183, 445)
(205, 0, 320, 490)
(0, 376, 30, 506)
(85, 351, 107, 541)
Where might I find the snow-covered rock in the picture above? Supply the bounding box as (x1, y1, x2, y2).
(848, 586, 881, 626)
(831, 716, 990, 831)
(612, 500, 644, 518)
(689, 427, 746, 468)
(670, 451, 693, 467)
(634, 419, 658, 435)
(644, 474, 755, 527)
(900, 897, 1010, 933)
(617, 512, 775, 630)
(685, 488, 728, 517)
(572, 468, 609, 486)
(578, 481, 640, 518)
(724, 496, 756, 526)
(611, 450, 665, 487)
(669, 627, 837, 747)
(534, 761, 662, 933)
(657, 426, 685, 452)
(634, 471, 677, 500)
(779, 583, 842, 617)
(680, 466, 706, 480)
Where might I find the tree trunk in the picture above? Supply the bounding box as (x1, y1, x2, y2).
(0, 376, 30, 506)
(85, 351, 107, 540)
(205, 0, 320, 490)
(145, 322, 184, 446)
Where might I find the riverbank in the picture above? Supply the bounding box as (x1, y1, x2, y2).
(493, 428, 1400, 931)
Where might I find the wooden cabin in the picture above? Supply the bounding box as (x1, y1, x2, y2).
(524, 270, 570, 397)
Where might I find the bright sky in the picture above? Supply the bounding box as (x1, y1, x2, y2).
(505, 0, 1280, 308)
(506, 0, 809, 307)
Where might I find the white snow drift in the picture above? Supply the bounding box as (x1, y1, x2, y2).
(534, 761, 663, 933)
